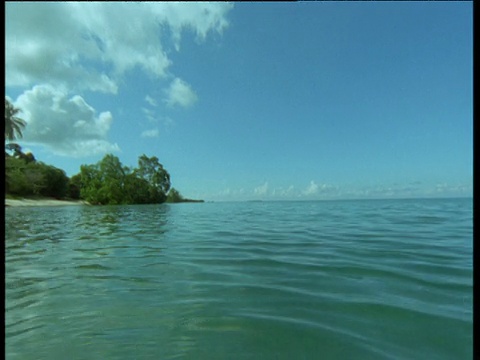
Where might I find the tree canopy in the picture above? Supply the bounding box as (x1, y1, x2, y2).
(5, 148, 198, 205)
(78, 154, 171, 205)
(5, 99, 27, 142)
(4, 100, 201, 205)
(166, 187, 204, 203)
(5, 144, 69, 198)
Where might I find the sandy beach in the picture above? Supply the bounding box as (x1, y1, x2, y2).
(5, 198, 91, 207)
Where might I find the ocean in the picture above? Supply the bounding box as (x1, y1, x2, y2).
(5, 198, 473, 359)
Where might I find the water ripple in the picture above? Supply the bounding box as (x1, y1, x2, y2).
(5, 199, 472, 360)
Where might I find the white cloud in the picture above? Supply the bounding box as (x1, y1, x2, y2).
(302, 181, 339, 197)
(145, 95, 158, 107)
(430, 183, 472, 197)
(141, 129, 160, 138)
(164, 78, 198, 108)
(141, 107, 158, 123)
(14, 84, 120, 157)
(205, 187, 247, 201)
(162, 2, 234, 50)
(6, 2, 233, 93)
(272, 185, 296, 197)
(141, 107, 175, 133)
(303, 180, 319, 195)
(6, 3, 233, 157)
(254, 182, 269, 196)
(339, 181, 473, 199)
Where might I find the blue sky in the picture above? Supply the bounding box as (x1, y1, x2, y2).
(5, 2, 472, 201)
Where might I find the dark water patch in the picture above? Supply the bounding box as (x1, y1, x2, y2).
(75, 264, 112, 270)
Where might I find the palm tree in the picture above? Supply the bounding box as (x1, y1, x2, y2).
(5, 99, 27, 142)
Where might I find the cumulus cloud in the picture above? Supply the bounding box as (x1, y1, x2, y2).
(340, 181, 473, 199)
(6, 2, 233, 92)
(272, 185, 296, 197)
(303, 180, 319, 195)
(254, 182, 269, 196)
(6, 3, 232, 156)
(164, 78, 198, 108)
(302, 181, 339, 197)
(14, 85, 120, 157)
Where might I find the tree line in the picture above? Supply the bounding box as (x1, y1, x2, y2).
(74, 153, 172, 205)
(5, 98, 199, 205)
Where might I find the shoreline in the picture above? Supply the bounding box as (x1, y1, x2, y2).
(5, 198, 91, 207)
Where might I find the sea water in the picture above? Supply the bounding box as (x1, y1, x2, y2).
(5, 198, 473, 359)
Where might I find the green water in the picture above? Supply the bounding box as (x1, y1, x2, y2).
(5, 198, 473, 359)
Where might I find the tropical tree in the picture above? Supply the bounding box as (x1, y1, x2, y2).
(79, 164, 105, 204)
(39, 164, 69, 198)
(166, 187, 184, 203)
(67, 173, 82, 200)
(123, 173, 151, 204)
(5, 156, 30, 195)
(5, 155, 67, 198)
(5, 142, 23, 157)
(136, 154, 171, 195)
(76, 153, 172, 205)
(5, 99, 27, 142)
(98, 154, 126, 205)
(5, 142, 36, 163)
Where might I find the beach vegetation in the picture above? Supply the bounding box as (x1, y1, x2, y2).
(167, 187, 184, 203)
(166, 187, 204, 203)
(5, 152, 69, 198)
(4, 101, 202, 204)
(77, 153, 172, 205)
(5, 98, 26, 142)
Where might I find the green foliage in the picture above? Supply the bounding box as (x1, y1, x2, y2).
(136, 154, 171, 194)
(67, 173, 82, 200)
(5, 157, 32, 195)
(5, 155, 68, 198)
(123, 173, 151, 204)
(78, 153, 171, 205)
(98, 154, 126, 204)
(79, 164, 104, 204)
(23, 152, 36, 164)
(24, 164, 47, 195)
(5, 98, 27, 141)
(5, 146, 177, 205)
(39, 165, 69, 198)
(5, 142, 23, 156)
(166, 187, 204, 203)
(166, 187, 184, 203)
(78, 155, 125, 205)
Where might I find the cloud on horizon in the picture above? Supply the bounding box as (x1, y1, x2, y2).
(201, 179, 472, 201)
(272, 185, 296, 197)
(254, 182, 269, 196)
(303, 180, 319, 195)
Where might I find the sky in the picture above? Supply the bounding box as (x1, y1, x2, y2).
(5, 2, 473, 201)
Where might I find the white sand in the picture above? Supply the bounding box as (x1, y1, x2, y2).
(5, 198, 90, 207)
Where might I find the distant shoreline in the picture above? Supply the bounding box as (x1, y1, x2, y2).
(5, 197, 91, 207)
(4, 197, 205, 207)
